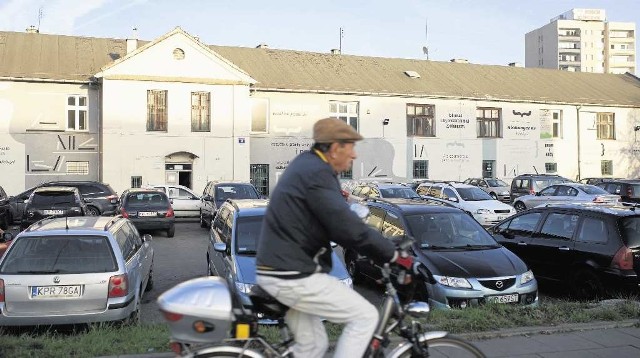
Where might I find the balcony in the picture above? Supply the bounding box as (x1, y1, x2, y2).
(559, 47, 581, 54)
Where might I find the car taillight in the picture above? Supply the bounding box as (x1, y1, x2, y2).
(0, 279, 4, 303)
(108, 274, 128, 298)
(166, 207, 174, 218)
(161, 309, 183, 322)
(107, 195, 118, 204)
(611, 246, 634, 270)
(121, 208, 129, 218)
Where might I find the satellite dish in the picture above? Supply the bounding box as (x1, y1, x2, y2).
(423, 46, 429, 55)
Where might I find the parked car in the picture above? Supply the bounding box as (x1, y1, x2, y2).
(206, 199, 352, 321)
(351, 181, 421, 200)
(118, 189, 175, 237)
(345, 197, 538, 309)
(578, 177, 623, 185)
(511, 183, 620, 212)
(416, 182, 516, 227)
(510, 174, 572, 203)
(464, 178, 511, 203)
(7, 181, 118, 224)
(490, 203, 640, 298)
(0, 231, 13, 257)
(199, 181, 261, 228)
(0, 216, 154, 326)
(148, 184, 201, 218)
(596, 179, 640, 206)
(21, 187, 88, 231)
(0, 185, 10, 230)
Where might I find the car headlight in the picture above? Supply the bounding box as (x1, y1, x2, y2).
(340, 277, 353, 288)
(235, 282, 255, 294)
(501, 191, 509, 195)
(520, 270, 535, 285)
(434, 275, 472, 289)
(475, 209, 490, 214)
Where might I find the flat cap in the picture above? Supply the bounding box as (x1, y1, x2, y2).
(312, 118, 364, 143)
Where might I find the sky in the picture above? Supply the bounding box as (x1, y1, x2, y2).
(0, 0, 638, 67)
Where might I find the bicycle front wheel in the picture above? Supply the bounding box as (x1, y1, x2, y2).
(391, 334, 486, 358)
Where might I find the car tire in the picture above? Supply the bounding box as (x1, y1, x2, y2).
(126, 296, 141, 326)
(145, 265, 154, 292)
(200, 210, 208, 228)
(514, 201, 527, 212)
(571, 268, 604, 299)
(345, 252, 363, 285)
(490, 192, 498, 200)
(86, 206, 100, 216)
(207, 254, 214, 276)
(167, 225, 175, 238)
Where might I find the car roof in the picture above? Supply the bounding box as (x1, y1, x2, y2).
(125, 188, 165, 194)
(366, 197, 462, 215)
(375, 183, 409, 189)
(535, 202, 640, 217)
(21, 216, 124, 234)
(33, 186, 78, 193)
(226, 199, 269, 216)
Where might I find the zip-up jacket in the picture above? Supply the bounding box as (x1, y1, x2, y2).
(256, 150, 396, 279)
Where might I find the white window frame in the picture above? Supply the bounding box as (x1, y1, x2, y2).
(66, 95, 88, 131)
(329, 101, 359, 131)
(551, 110, 563, 138)
(596, 113, 615, 140)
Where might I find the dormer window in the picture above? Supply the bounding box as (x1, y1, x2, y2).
(404, 71, 421, 78)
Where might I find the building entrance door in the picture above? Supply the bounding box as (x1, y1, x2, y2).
(165, 163, 193, 189)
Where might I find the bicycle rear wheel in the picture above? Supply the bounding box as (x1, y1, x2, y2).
(392, 334, 485, 358)
(193, 345, 265, 358)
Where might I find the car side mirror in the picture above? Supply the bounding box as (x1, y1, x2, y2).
(142, 234, 152, 242)
(213, 242, 227, 253)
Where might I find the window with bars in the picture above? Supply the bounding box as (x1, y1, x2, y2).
(601, 160, 613, 175)
(251, 98, 269, 132)
(147, 90, 168, 131)
(476, 108, 501, 138)
(406, 104, 435, 137)
(67, 95, 88, 131)
(66, 161, 89, 175)
(545, 163, 557, 173)
(551, 110, 563, 138)
(191, 92, 210, 132)
(131, 176, 142, 188)
(250, 164, 269, 196)
(329, 101, 358, 131)
(413, 160, 429, 179)
(596, 113, 615, 140)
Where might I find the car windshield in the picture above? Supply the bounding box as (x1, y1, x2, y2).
(630, 184, 640, 198)
(533, 178, 568, 191)
(456, 187, 493, 201)
(379, 187, 420, 199)
(0, 235, 117, 274)
(619, 216, 640, 247)
(234, 216, 263, 255)
(126, 192, 168, 206)
(405, 212, 498, 249)
(216, 185, 259, 202)
(578, 185, 609, 195)
(31, 192, 76, 206)
(486, 179, 508, 187)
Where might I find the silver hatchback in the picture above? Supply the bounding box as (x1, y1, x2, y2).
(0, 216, 154, 326)
(512, 183, 621, 211)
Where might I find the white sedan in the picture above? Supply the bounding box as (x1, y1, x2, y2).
(149, 185, 201, 218)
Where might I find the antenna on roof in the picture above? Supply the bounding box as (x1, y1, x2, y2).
(339, 27, 344, 53)
(37, 6, 44, 32)
(422, 18, 429, 60)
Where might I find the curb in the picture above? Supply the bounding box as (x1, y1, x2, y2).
(102, 319, 639, 357)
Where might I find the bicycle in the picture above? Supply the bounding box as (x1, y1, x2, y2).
(170, 258, 486, 357)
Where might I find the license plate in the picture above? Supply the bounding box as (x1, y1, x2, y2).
(138, 211, 157, 217)
(487, 294, 518, 304)
(43, 210, 65, 215)
(497, 216, 505, 221)
(31, 285, 81, 298)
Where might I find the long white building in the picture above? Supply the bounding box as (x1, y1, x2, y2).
(1, 27, 640, 196)
(525, 8, 636, 74)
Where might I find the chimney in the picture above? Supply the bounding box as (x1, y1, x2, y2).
(256, 43, 269, 49)
(508, 62, 523, 67)
(25, 25, 39, 33)
(126, 27, 138, 54)
(450, 58, 469, 64)
(330, 49, 341, 55)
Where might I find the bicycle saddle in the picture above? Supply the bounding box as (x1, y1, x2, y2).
(248, 285, 289, 319)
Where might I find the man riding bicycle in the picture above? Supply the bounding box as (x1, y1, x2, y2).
(256, 118, 413, 358)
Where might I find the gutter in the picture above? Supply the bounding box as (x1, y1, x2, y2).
(0, 76, 91, 84)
